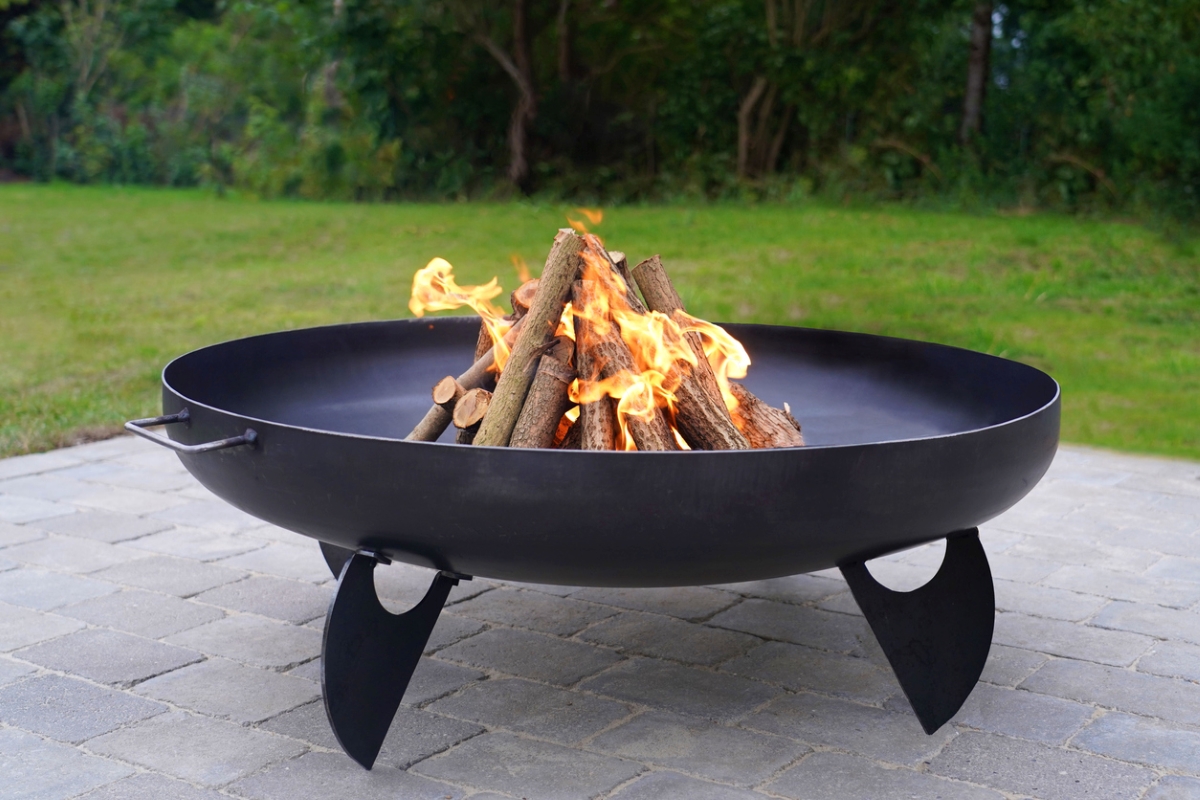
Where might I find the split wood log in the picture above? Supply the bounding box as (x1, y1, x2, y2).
(573, 279, 678, 451)
(729, 383, 804, 448)
(453, 388, 492, 445)
(602, 248, 647, 313)
(510, 337, 576, 449)
(556, 417, 582, 449)
(629, 256, 750, 450)
(474, 230, 585, 447)
(511, 279, 539, 317)
(432, 377, 465, 413)
(404, 316, 526, 442)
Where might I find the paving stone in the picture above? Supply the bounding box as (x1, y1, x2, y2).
(708, 599, 877, 657)
(1091, 525, 1200, 559)
(75, 771, 232, 800)
(607, 772, 769, 800)
(580, 658, 778, 721)
(951, 683, 1093, 744)
(0, 726, 134, 799)
(51, 462, 124, 481)
(0, 520, 46, 548)
(983, 552, 1062, 583)
(1092, 601, 1200, 645)
(767, 751, 1001, 800)
(1145, 556, 1200, 584)
(34, 510, 171, 544)
(405, 658, 488, 706)
(135, 657, 319, 723)
(720, 641, 896, 704)
(0, 451, 82, 479)
(0, 601, 85, 651)
(231, 750, 466, 800)
(993, 611, 1154, 666)
(112, 448, 191, 474)
(429, 677, 630, 743)
(373, 563, 491, 610)
(929, 730, 1155, 800)
(580, 612, 760, 666)
(194, 576, 331, 624)
(1008, 536, 1162, 573)
(741, 692, 954, 766)
(16, 628, 202, 685)
(1145, 776, 1200, 799)
(86, 466, 197, 493)
(815, 591, 862, 616)
(58, 588, 225, 638)
(1137, 641, 1200, 682)
(450, 588, 617, 636)
(0, 555, 13, 570)
(166, 615, 321, 669)
(151, 499, 265, 532)
(58, 436, 146, 461)
(0, 474, 96, 501)
(216, 541, 332, 583)
(1072, 712, 1200, 775)
(73, 486, 188, 515)
(1022, 658, 1200, 727)
(87, 710, 307, 786)
(0, 535, 149, 574)
(590, 710, 802, 786)
(0, 656, 36, 686)
(978, 644, 1049, 687)
(127, 526, 264, 561)
(0, 674, 165, 743)
(1041, 564, 1200, 608)
(993, 579, 1107, 622)
(0, 568, 116, 610)
(412, 732, 642, 800)
(90, 554, 246, 597)
(573, 586, 741, 620)
(439, 628, 622, 685)
(425, 613, 487, 654)
(0, 494, 76, 523)
(861, 558, 942, 592)
(260, 698, 483, 768)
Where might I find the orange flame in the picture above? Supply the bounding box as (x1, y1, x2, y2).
(409, 257, 515, 371)
(510, 253, 532, 283)
(566, 208, 604, 233)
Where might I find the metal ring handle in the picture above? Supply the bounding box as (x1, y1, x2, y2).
(125, 408, 257, 454)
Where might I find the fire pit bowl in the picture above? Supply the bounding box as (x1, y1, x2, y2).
(127, 317, 1059, 768)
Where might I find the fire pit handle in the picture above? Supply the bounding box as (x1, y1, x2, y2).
(125, 409, 258, 454)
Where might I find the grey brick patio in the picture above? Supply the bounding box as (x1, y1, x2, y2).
(0, 435, 1197, 799)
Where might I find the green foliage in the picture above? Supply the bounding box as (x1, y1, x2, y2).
(0, 0, 1197, 220)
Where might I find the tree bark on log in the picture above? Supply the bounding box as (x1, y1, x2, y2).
(557, 417, 582, 449)
(629, 256, 750, 450)
(729, 382, 804, 448)
(405, 317, 525, 442)
(510, 337, 576, 449)
(573, 279, 678, 451)
(474, 230, 584, 447)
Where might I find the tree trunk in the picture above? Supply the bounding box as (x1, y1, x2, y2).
(737, 77, 769, 180)
(960, 2, 992, 145)
(475, 0, 538, 190)
(556, 0, 571, 84)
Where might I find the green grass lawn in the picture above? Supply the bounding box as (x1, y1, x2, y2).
(1, 184, 1196, 460)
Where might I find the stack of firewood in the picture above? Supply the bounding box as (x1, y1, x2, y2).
(405, 229, 803, 451)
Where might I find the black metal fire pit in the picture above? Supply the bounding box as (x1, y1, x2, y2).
(127, 317, 1059, 769)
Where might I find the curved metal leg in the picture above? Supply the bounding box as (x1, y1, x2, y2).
(319, 541, 355, 578)
(840, 528, 994, 734)
(321, 552, 469, 769)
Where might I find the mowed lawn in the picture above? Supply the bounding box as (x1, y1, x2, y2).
(1, 185, 1196, 460)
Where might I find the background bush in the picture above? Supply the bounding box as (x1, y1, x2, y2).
(1, 0, 1197, 220)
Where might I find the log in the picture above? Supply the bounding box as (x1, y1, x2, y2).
(557, 418, 582, 449)
(603, 248, 646, 313)
(573, 279, 678, 451)
(629, 256, 750, 450)
(432, 377, 465, 412)
(474, 230, 585, 447)
(729, 382, 804, 448)
(510, 279, 539, 317)
(453, 388, 492, 445)
(510, 338, 576, 449)
(405, 317, 526, 442)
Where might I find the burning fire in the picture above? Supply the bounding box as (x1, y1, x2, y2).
(407, 226, 754, 450)
(409, 258, 515, 371)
